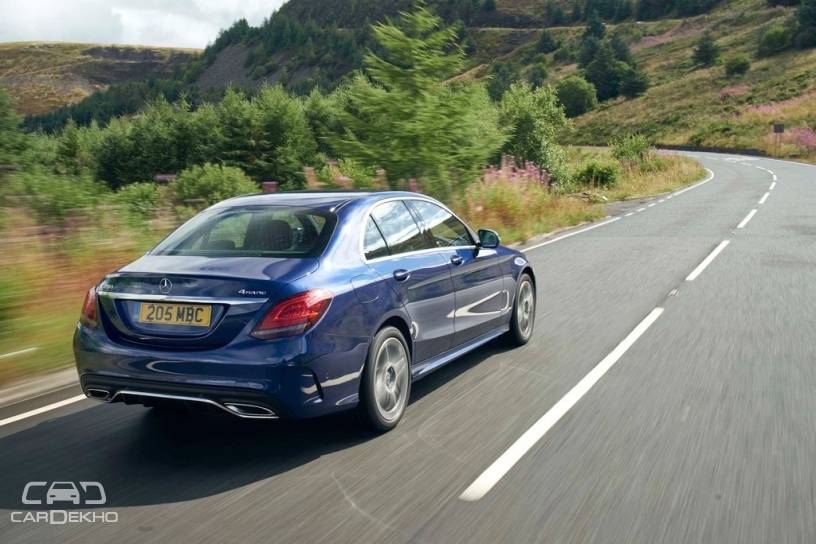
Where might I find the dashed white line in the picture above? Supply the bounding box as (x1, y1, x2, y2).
(0, 395, 87, 428)
(637, 207, 647, 212)
(772, 174, 778, 181)
(625, 212, 635, 217)
(648, 203, 656, 208)
(759, 192, 770, 205)
(686, 240, 730, 282)
(769, 181, 777, 191)
(737, 209, 758, 229)
(459, 307, 665, 502)
(0, 347, 38, 359)
(658, 199, 666, 204)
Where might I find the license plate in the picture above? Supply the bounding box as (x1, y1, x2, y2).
(137, 303, 212, 327)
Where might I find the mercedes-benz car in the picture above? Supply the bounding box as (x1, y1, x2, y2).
(74, 191, 536, 430)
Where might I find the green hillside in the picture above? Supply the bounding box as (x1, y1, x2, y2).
(0, 42, 199, 116)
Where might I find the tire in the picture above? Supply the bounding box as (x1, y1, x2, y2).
(507, 273, 536, 346)
(359, 326, 412, 432)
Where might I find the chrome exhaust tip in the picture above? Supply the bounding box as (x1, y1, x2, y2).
(223, 402, 278, 419)
(86, 388, 112, 401)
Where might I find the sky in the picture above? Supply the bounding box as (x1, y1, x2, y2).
(0, 0, 287, 49)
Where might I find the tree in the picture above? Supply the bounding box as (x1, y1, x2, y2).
(584, 11, 607, 40)
(692, 31, 720, 67)
(499, 82, 569, 182)
(636, 0, 667, 20)
(536, 30, 559, 53)
(578, 36, 602, 67)
(250, 86, 317, 187)
(0, 88, 25, 165)
(796, 0, 816, 48)
(584, 43, 628, 100)
(482, 0, 497, 12)
(556, 76, 598, 117)
(758, 25, 791, 56)
(620, 65, 650, 98)
(610, 33, 634, 65)
(487, 61, 521, 101)
(527, 64, 549, 88)
(613, 0, 633, 21)
(331, 4, 505, 198)
(724, 54, 751, 76)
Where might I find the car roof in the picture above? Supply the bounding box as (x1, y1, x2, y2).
(215, 191, 431, 212)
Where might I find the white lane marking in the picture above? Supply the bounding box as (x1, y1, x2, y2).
(759, 192, 770, 205)
(665, 195, 673, 200)
(0, 347, 38, 359)
(459, 308, 665, 502)
(625, 212, 635, 217)
(737, 209, 758, 229)
(524, 168, 715, 254)
(770, 181, 777, 191)
(0, 395, 87, 427)
(524, 217, 621, 251)
(672, 168, 715, 196)
(686, 240, 731, 282)
(658, 199, 665, 204)
(648, 203, 656, 207)
(772, 174, 778, 181)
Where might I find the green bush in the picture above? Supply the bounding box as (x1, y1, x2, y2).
(7, 169, 108, 226)
(611, 133, 652, 165)
(575, 160, 620, 188)
(556, 76, 598, 118)
(758, 25, 791, 57)
(113, 182, 161, 220)
(724, 54, 751, 76)
(173, 163, 258, 207)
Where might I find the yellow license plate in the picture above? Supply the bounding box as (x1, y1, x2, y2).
(137, 303, 212, 327)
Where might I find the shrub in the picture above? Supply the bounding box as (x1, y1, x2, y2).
(611, 133, 652, 165)
(7, 169, 108, 226)
(758, 25, 791, 56)
(692, 31, 721, 67)
(620, 65, 650, 98)
(0, 275, 19, 337)
(113, 182, 161, 220)
(536, 30, 559, 53)
(556, 76, 599, 117)
(724, 54, 751, 76)
(575, 160, 620, 188)
(173, 163, 258, 207)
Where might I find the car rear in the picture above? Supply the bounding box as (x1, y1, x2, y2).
(74, 202, 350, 419)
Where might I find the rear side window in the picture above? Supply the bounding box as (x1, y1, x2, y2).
(363, 217, 389, 260)
(369, 201, 428, 256)
(410, 200, 473, 248)
(151, 206, 335, 258)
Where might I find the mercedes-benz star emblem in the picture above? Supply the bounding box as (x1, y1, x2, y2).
(158, 278, 172, 294)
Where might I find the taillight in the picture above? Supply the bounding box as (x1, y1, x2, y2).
(251, 289, 333, 340)
(80, 286, 98, 327)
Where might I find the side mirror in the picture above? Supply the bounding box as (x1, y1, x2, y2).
(477, 229, 500, 249)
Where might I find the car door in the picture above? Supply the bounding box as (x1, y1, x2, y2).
(363, 201, 456, 364)
(408, 199, 508, 347)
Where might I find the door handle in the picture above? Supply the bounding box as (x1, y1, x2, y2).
(393, 269, 410, 282)
(450, 255, 464, 266)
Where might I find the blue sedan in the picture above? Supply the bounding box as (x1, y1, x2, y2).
(74, 191, 536, 431)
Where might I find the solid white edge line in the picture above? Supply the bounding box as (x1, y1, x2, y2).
(524, 217, 621, 252)
(0, 347, 38, 359)
(685, 240, 730, 282)
(737, 209, 758, 229)
(524, 168, 715, 254)
(769, 181, 777, 191)
(759, 192, 770, 205)
(459, 307, 665, 502)
(0, 395, 87, 427)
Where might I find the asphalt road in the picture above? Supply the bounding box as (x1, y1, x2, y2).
(2, 152, 815, 543)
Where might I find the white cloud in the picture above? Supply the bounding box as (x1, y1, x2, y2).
(0, 0, 286, 48)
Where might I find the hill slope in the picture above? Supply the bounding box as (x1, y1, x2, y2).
(0, 42, 199, 115)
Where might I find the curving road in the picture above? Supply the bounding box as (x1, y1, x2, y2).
(2, 152, 816, 543)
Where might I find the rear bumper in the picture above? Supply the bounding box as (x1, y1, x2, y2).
(74, 322, 369, 419)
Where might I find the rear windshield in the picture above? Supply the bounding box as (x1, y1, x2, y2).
(151, 205, 336, 258)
